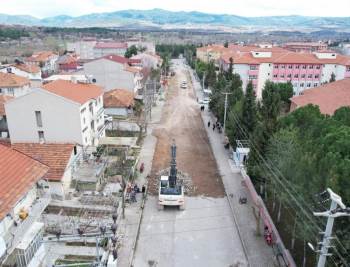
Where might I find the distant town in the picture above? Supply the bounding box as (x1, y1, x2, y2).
(0, 13, 350, 267)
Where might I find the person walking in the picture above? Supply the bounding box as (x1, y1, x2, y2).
(213, 124, 215, 131)
(208, 121, 211, 127)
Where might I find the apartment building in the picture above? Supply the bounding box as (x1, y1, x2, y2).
(25, 51, 59, 77)
(283, 42, 328, 53)
(0, 95, 13, 138)
(196, 44, 230, 63)
(93, 42, 128, 58)
(0, 144, 49, 267)
(67, 39, 97, 60)
(215, 46, 350, 98)
(5, 80, 105, 147)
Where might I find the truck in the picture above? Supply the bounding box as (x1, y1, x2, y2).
(158, 141, 185, 210)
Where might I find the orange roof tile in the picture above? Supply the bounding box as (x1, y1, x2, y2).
(0, 95, 13, 116)
(12, 143, 75, 181)
(42, 80, 103, 104)
(0, 72, 30, 88)
(26, 51, 58, 62)
(291, 78, 350, 115)
(12, 63, 41, 74)
(0, 144, 49, 220)
(104, 89, 134, 108)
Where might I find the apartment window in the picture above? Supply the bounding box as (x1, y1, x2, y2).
(295, 65, 300, 69)
(288, 65, 293, 69)
(301, 74, 306, 78)
(82, 126, 88, 133)
(287, 74, 292, 78)
(89, 103, 94, 115)
(35, 111, 43, 127)
(314, 74, 319, 79)
(300, 83, 304, 87)
(280, 74, 285, 78)
(316, 65, 321, 69)
(302, 65, 307, 69)
(38, 131, 45, 142)
(273, 74, 278, 78)
(294, 74, 299, 78)
(309, 65, 314, 69)
(308, 74, 312, 78)
(248, 75, 257, 80)
(281, 65, 285, 69)
(274, 65, 278, 69)
(314, 83, 319, 87)
(307, 83, 311, 87)
(8, 88, 14, 96)
(250, 65, 257, 70)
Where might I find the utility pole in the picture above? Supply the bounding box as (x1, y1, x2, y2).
(202, 72, 206, 91)
(311, 188, 350, 267)
(222, 92, 232, 135)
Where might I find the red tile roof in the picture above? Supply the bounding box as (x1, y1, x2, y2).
(12, 63, 41, 74)
(0, 72, 30, 88)
(104, 89, 134, 108)
(290, 78, 350, 115)
(12, 143, 75, 181)
(42, 80, 103, 104)
(26, 51, 58, 62)
(0, 144, 49, 220)
(101, 54, 141, 65)
(94, 42, 128, 49)
(0, 95, 13, 116)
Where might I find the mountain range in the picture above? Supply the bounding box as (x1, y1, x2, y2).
(1, 9, 350, 31)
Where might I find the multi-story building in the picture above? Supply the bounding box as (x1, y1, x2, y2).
(0, 72, 31, 97)
(217, 46, 350, 98)
(0, 144, 49, 267)
(57, 54, 79, 72)
(66, 39, 97, 60)
(93, 42, 128, 58)
(196, 45, 230, 63)
(0, 95, 13, 138)
(283, 42, 328, 53)
(82, 55, 144, 92)
(25, 51, 59, 77)
(5, 80, 105, 147)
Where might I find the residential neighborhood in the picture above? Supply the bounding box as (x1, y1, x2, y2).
(0, 2, 350, 267)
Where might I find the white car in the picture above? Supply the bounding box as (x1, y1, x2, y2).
(199, 98, 210, 105)
(181, 83, 187, 89)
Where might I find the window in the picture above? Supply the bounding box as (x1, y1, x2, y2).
(35, 111, 42, 127)
(250, 65, 257, 70)
(74, 146, 77, 155)
(281, 65, 285, 69)
(273, 74, 278, 78)
(295, 65, 300, 69)
(8, 88, 14, 96)
(314, 75, 319, 79)
(287, 74, 292, 78)
(294, 74, 299, 78)
(288, 65, 293, 69)
(302, 65, 307, 69)
(82, 126, 88, 133)
(38, 131, 45, 142)
(249, 75, 257, 80)
(347, 66, 350, 71)
(83, 117, 86, 124)
(308, 74, 312, 78)
(274, 65, 278, 69)
(316, 65, 321, 69)
(301, 74, 306, 78)
(85, 137, 88, 143)
(309, 65, 314, 69)
(307, 83, 311, 87)
(314, 83, 318, 87)
(300, 83, 304, 87)
(280, 74, 285, 78)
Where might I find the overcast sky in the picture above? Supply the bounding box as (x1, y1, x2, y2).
(1, 0, 349, 18)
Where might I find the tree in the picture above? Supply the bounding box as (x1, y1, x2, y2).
(330, 72, 336, 82)
(242, 81, 258, 135)
(124, 45, 138, 58)
(226, 57, 234, 80)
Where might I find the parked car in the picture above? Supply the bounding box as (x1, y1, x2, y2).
(199, 98, 210, 105)
(181, 83, 187, 89)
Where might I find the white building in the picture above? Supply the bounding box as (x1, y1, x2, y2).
(0, 144, 49, 267)
(67, 39, 97, 60)
(82, 55, 143, 92)
(0, 72, 31, 97)
(131, 52, 162, 69)
(0, 63, 42, 83)
(25, 51, 59, 77)
(5, 80, 105, 147)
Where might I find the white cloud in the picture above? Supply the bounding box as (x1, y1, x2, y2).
(0, 0, 349, 18)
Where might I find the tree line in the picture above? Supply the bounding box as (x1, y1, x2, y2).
(194, 57, 349, 265)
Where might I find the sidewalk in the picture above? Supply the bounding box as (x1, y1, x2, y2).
(189, 66, 276, 266)
(117, 93, 165, 267)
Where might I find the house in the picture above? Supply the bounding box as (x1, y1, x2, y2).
(66, 39, 97, 60)
(82, 55, 143, 92)
(131, 52, 162, 69)
(196, 44, 230, 63)
(43, 74, 91, 84)
(5, 80, 105, 146)
(0, 72, 31, 97)
(283, 42, 328, 53)
(12, 143, 80, 200)
(0, 63, 42, 85)
(216, 45, 350, 98)
(26, 51, 59, 77)
(56, 54, 79, 72)
(93, 42, 128, 58)
(0, 95, 13, 138)
(104, 89, 135, 117)
(290, 78, 350, 115)
(0, 144, 49, 267)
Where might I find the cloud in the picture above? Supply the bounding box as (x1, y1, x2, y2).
(1, 0, 349, 18)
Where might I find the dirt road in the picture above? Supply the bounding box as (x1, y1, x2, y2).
(148, 62, 224, 197)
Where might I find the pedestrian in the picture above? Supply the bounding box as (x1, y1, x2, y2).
(213, 124, 215, 131)
(207, 121, 211, 127)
